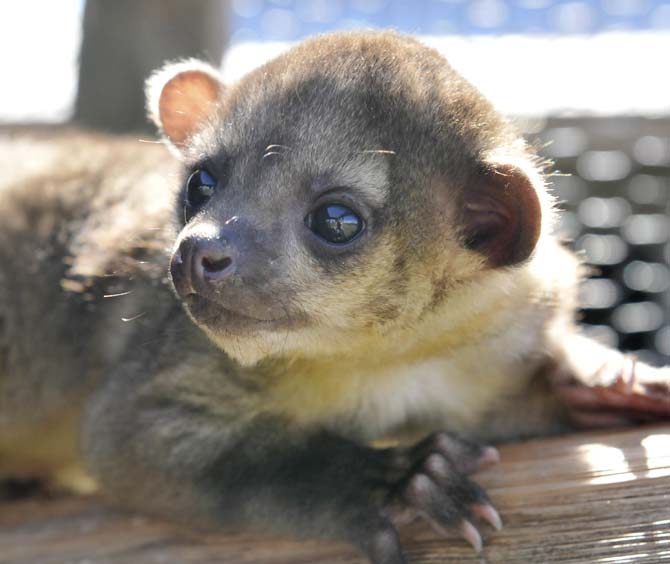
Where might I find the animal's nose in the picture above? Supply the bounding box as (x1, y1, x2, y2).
(170, 233, 236, 297)
(193, 238, 235, 283)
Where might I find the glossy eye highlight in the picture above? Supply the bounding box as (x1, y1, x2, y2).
(184, 169, 217, 220)
(306, 204, 364, 244)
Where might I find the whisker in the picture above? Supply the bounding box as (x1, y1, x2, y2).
(121, 312, 146, 322)
(103, 290, 133, 299)
(263, 144, 294, 160)
(265, 144, 293, 152)
(358, 149, 396, 156)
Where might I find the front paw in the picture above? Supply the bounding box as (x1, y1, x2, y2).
(358, 433, 501, 563)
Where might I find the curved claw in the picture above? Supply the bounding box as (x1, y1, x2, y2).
(460, 520, 483, 553)
(478, 446, 500, 467)
(472, 503, 503, 531)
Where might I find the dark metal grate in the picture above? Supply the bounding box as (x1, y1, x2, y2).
(526, 117, 670, 366)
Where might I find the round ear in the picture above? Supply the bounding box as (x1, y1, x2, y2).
(145, 60, 224, 152)
(462, 162, 543, 268)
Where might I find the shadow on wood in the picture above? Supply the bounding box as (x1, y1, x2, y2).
(2, 424, 669, 563)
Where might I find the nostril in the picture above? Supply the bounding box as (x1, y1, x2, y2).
(201, 255, 233, 274)
(187, 235, 237, 287)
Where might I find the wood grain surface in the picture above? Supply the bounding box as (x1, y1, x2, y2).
(2, 424, 669, 564)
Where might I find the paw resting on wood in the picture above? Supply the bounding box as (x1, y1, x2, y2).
(553, 338, 670, 427)
(360, 433, 501, 563)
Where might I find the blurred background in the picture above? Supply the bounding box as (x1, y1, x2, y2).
(0, 0, 668, 365)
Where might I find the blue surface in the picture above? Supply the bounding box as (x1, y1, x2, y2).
(230, 0, 670, 43)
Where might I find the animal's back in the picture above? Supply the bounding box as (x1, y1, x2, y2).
(0, 128, 179, 484)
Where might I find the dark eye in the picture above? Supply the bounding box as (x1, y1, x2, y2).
(306, 204, 364, 244)
(184, 169, 217, 219)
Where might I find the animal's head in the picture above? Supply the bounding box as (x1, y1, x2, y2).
(147, 31, 552, 366)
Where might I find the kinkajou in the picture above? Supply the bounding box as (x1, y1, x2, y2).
(0, 31, 668, 563)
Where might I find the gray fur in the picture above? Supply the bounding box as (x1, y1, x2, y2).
(0, 32, 667, 563)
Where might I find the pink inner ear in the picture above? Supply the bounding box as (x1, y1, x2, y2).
(463, 166, 542, 268)
(159, 71, 222, 145)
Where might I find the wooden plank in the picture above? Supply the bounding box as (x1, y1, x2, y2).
(1, 424, 669, 564)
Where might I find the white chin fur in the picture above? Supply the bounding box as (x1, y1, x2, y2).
(203, 329, 294, 367)
(202, 325, 362, 366)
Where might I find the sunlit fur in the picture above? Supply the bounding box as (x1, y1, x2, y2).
(139, 31, 584, 442)
(150, 34, 560, 399)
(245, 239, 581, 443)
(2, 32, 665, 560)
